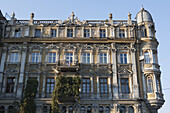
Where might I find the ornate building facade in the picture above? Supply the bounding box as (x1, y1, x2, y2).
(0, 7, 164, 113)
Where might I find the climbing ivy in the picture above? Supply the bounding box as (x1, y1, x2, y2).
(51, 76, 81, 113)
(20, 79, 38, 113)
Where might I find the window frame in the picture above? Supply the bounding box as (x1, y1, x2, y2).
(100, 29, 106, 38)
(141, 26, 147, 37)
(65, 52, 74, 66)
(82, 78, 91, 94)
(15, 29, 21, 38)
(121, 78, 130, 94)
(99, 52, 108, 64)
(9, 52, 20, 63)
(35, 29, 41, 37)
(84, 29, 90, 38)
(51, 29, 57, 38)
(99, 78, 108, 94)
(31, 52, 40, 63)
(47, 52, 57, 63)
(46, 77, 55, 94)
(119, 29, 125, 38)
(119, 53, 128, 64)
(147, 76, 153, 93)
(82, 52, 91, 64)
(6, 77, 15, 93)
(67, 29, 73, 37)
(144, 51, 150, 64)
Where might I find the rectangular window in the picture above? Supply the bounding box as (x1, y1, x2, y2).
(46, 77, 55, 94)
(31, 52, 40, 63)
(82, 53, 90, 63)
(10, 52, 19, 63)
(100, 78, 108, 94)
(6, 77, 15, 93)
(119, 30, 125, 38)
(67, 29, 73, 37)
(120, 53, 127, 64)
(48, 52, 56, 63)
(15, 29, 21, 38)
(144, 52, 150, 64)
(141, 26, 147, 37)
(82, 78, 90, 93)
(100, 29, 105, 38)
(35, 29, 41, 37)
(147, 76, 153, 93)
(51, 29, 56, 37)
(121, 78, 129, 94)
(99, 53, 107, 63)
(65, 53, 73, 66)
(84, 29, 90, 37)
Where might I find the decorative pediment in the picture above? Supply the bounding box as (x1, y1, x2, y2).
(64, 43, 76, 50)
(29, 44, 43, 51)
(63, 12, 82, 25)
(117, 44, 130, 50)
(96, 67, 112, 76)
(8, 44, 22, 51)
(98, 44, 110, 50)
(118, 68, 132, 74)
(81, 44, 93, 50)
(5, 67, 19, 74)
(46, 44, 59, 50)
(26, 68, 41, 74)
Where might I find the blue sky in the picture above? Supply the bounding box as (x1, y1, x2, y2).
(0, 0, 170, 112)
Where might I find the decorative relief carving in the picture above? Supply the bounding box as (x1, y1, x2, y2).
(117, 44, 130, 50)
(117, 64, 132, 74)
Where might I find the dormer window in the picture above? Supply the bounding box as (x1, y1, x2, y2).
(51, 29, 56, 37)
(35, 29, 41, 37)
(67, 29, 73, 37)
(119, 30, 125, 38)
(84, 29, 90, 37)
(141, 26, 147, 37)
(15, 29, 21, 38)
(100, 29, 105, 38)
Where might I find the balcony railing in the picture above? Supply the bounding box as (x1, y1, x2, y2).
(144, 63, 160, 70)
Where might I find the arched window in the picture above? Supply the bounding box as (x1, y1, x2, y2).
(141, 26, 147, 37)
(87, 106, 92, 113)
(8, 106, 14, 113)
(120, 106, 126, 113)
(80, 106, 85, 113)
(147, 76, 153, 93)
(0, 106, 4, 113)
(99, 106, 104, 113)
(61, 106, 66, 113)
(105, 106, 110, 113)
(128, 106, 134, 113)
(43, 106, 47, 113)
(68, 106, 73, 113)
(144, 51, 150, 64)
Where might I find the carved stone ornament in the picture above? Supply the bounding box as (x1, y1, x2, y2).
(117, 44, 130, 50)
(8, 44, 22, 52)
(29, 44, 43, 51)
(46, 44, 59, 50)
(78, 69, 94, 76)
(4, 67, 19, 74)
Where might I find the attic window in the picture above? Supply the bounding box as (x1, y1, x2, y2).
(15, 29, 21, 38)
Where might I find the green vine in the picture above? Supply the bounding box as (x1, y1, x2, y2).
(51, 76, 81, 113)
(20, 79, 38, 113)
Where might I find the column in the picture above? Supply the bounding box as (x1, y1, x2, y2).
(108, 75, 112, 99)
(153, 74, 158, 98)
(105, 28, 108, 37)
(97, 27, 100, 37)
(73, 27, 76, 37)
(82, 27, 84, 37)
(131, 44, 139, 98)
(90, 27, 92, 37)
(96, 76, 100, 99)
(142, 74, 147, 98)
(111, 43, 118, 98)
(90, 76, 94, 98)
(0, 45, 7, 92)
(42, 74, 46, 98)
(36, 76, 40, 97)
(17, 43, 27, 98)
(32, 28, 35, 37)
(40, 27, 44, 38)
(148, 26, 152, 37)
(116, 27, 119, 38)
(125, 27, 128, 38)
(65, 27, 67, 37)
(56, 27, 59, 37)
(2, 76, 7, 93)
(4, 105, 8, 113)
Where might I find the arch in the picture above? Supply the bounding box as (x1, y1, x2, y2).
(8, 45, 22, 51)
(61, 106, 67, 113)
(120, 106, 126, 113)
(29, 44, 43, 51)
(0, 106, 4, 113)
(80, 106, 85, 113)
(43, 106, 48, 113)
(68, 106, 74, 113)
(128, 106, 134, 113)
(105, 106, 110, 113)
(99, 106, 104, 113)
(87, 106, 92, 113)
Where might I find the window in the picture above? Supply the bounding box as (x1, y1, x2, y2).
(51, 29, 56, 37)
(67, 29, 73, 37)
(99, 106, 104, 113)
(6, 77, 15, 93)
(100, 78, 108, 94)
(31, 52, 40, 63)
(80, 106, 85, 113)
(120, 106, 126, 113)
(43, 106, 47, 113)
(84, 29, 90, 37)
(119, 53, 127, 64)
(119, 30, 125, 38)
(156, 79, 160, 92)
(147, 76, 153, 93)
(61, 106, 66, 113)
(87, 106, 92, 113)
(48, 52, 56, 63)
(46, 77, 55, 94)
(65, 53, 73, 66)
(100, 29, 105, 38)
(153, 52, 157, 63)
(35, 29, 41, 37)
(99, 53, 107, 63)
(9, 52, 19, 63)
(128, 106, 134, 113)
(144, 52, 150, 64)
(82, 78, 90, 93)
(0, 106, 4, 113)
(121, 78, 129, 94)
(141, 26, 147, 37)
(15, 29, 21, 37)
(82, 53, 90, 63)
(68, 106, 73, 113)
(105, 107, 110, 113)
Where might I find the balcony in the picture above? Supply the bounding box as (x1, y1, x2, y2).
(57, 60, 79, 72)
(144, 63, 160, 71)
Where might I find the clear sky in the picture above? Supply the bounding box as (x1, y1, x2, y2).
(0, 0, 170, 113)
